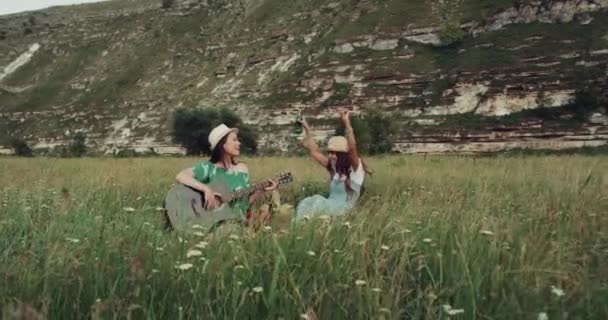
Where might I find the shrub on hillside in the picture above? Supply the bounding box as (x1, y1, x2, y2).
(334, 109, 396, 155)
(69, 133, 87, 157)
(365, 109, 397, 154)
(172, 107, 258, 156)
(161, 0, 175, 9)
(10, 138, 33, 157)
(439, 19, 466, 46)
(430, 0, 466, 46)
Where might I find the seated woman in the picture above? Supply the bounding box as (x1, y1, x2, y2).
(294, 108, 372, 221)
(173, 123, 277, 231)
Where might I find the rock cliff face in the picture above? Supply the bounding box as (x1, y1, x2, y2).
(0, 0, 606, 155)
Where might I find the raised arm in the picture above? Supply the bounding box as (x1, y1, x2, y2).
(338, 108, 361, 171)
(302, 119, 329, 168)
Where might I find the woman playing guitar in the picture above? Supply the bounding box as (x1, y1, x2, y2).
(172, 123, 278, 230)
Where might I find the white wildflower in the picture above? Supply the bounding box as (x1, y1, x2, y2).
(122, 207, 135, 212)
(551, 286, 565, 297)
(538, 312, 549, 320)
(404, 228, 412, 233)
(443, 304, 465, 316)
(151, 269, 159, 273)
(306, 251, 316, 257)
(372, 287, 382, 293)
(381, 245, 390, 251)
(186, 249, 203, 258)
(422, 238, 433, 243)
(176, 263, 193, 270)
(155, 207, 165, 211)
(229, 234, 240, 240)
(191, 224, 203, 229)
(263, 226, 272, 232)
(65, 237, 80, 243)
(195, 241, 208, 249)
(300, 314, 310, 320)
(252, 286, 264, 293)
(355, 280, 367, 286)
(136, 196, 142, 201)
(234, 265, 245, 270)
(156, 246, 164, 251)
(342, 222, 352, 228)
(334, 249, 342, 253)
(479, 230, 494, 236)
(192, 231, 205, 237)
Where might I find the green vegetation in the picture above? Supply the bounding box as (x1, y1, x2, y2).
(161, 0, 175, 10)
(69, 132, 87, 157)
(335, 109, 397, 155)
(8, 43, 102, 111)
(171, 107, 258, 155)
(9, 138, 33, 157)
(0, 156, 606, 318)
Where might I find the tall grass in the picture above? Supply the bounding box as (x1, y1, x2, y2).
(1, 155, 607, 319)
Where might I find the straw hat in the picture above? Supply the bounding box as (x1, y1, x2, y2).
(327, 136, 348, 152)
(208, 124, 238, 151)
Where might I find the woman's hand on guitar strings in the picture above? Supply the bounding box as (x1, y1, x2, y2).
(264, 179, 278, 192)
(203, 187, 222, 210)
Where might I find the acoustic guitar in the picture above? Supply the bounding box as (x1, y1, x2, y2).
(163, 172, 293, 232)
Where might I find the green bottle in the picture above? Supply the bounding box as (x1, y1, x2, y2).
(293, 110, 303, 135)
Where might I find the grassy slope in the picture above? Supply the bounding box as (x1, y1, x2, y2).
(0, 0, 607, 145)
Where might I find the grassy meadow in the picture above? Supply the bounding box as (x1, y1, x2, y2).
(0, 155, 607, 319)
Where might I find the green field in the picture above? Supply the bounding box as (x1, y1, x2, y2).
(1, 156, 607, 319)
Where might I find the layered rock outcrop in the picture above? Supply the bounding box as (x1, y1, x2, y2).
(0, 0, 606, 154)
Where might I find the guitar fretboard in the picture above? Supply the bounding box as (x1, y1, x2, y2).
(224, 180, 273, 203)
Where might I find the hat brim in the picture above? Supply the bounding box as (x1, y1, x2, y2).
(210, 127, 239, 151)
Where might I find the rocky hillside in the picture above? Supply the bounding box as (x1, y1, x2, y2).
(1, 0, 607, 155)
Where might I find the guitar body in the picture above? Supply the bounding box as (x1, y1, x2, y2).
(162, 172, 292, 233)
(163, 181, 243, 233)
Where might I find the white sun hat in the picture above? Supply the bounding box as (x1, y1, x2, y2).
(208, 124, 238, 151)
(327, 136, 349, 152)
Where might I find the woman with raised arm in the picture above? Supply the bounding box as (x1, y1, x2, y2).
(294, 108, 372, 221)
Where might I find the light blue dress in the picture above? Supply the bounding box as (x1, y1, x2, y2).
(294, 160, 365, 221)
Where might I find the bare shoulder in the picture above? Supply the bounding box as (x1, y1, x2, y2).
(233, 162, 249, 174)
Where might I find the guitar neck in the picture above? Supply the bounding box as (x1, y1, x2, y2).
(224, 180, 272, 203)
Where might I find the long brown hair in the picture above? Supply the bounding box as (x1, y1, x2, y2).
(326, 152, 354, 196)
(210, 134, 238, 166)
